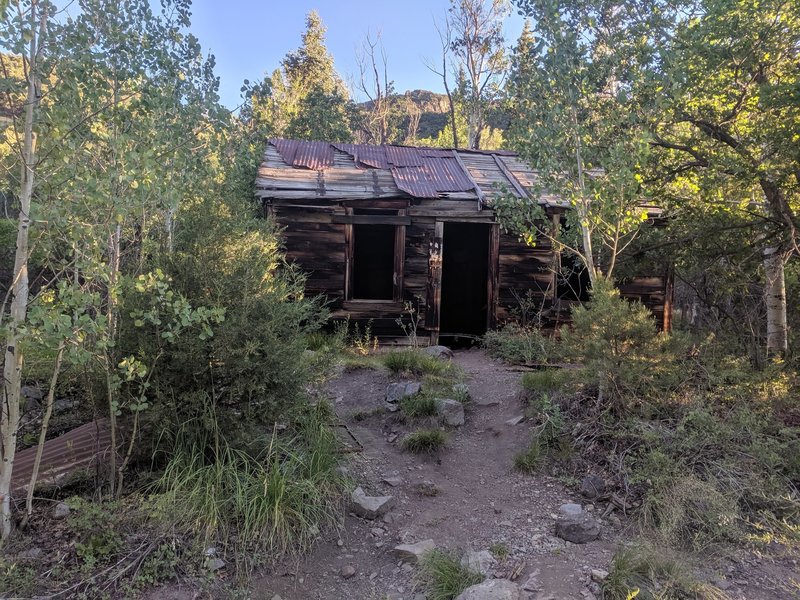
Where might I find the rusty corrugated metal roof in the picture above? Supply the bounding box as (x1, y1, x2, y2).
(269, 138, 483, 199)
(11, 419, 112, 496)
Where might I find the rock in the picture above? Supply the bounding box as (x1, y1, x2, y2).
(555, 514, 601, 544)
(383, 476, 404, 487)
(461, 550, 497, 576)
(591, 569, 609, 583)
(340, 564, 356, 579)
(335, 465, 350, 477)
(454, 579, 521, 600)
(559, 503, 583, 516)
(392, 539, 435, 563)
(580, 475, 606, 499)
(607, 514, 622, 528)
(351, 487, 394, 519)
(435, 398, 465, 426)
(206, 557, 225, 571)
(385, 402, 401, 413)
(21, 385, 44, 401)
(522, 569, 540, 591)
(505, 415, 525, 426)
(415, 480, 439, 496)
(386, 382, 422, 403)
(53, 502, 71, 519)
(271, 595, 283, 600)
(423, 345, 454, 359)
(17, 547, 42, 560)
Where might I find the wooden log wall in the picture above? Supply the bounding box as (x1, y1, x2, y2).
(496, 231, 556, 323)
(272, 204, 347, 306)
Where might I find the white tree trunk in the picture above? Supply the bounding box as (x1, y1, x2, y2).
(763, 247, 788, 357)
(1, 0, 43, 541)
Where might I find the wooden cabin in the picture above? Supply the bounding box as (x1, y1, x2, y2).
(255, 139, 672, 344)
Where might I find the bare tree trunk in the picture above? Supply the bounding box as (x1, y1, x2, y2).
(25, 342, 65, 518)
(763, 246, 787, 358)
(572, 107, 596, 284)
(1, 0, 45, 541)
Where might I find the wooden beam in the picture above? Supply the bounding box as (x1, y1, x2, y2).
(452, 150, 486, 210)
(493, 155, 530, 199)
(332, 215, 412, 225)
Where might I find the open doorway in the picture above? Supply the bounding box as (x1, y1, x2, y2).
(352, 223, 395, 299)
(440, 222, 490, 344)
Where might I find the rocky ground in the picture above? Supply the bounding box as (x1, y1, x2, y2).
(236, 348, 795, 600)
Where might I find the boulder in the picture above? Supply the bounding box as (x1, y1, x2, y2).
(53, 502, 71, 519)
(392, 539, 435, 563)
(460, 550, 497, 576)
(454, 579, 521, 600)
(580, 475, 606, 499)
(20, 385, 44, 401)
(555, 513, 601, 544)
(386, 382, 422, 403)
(558, 503, 583, 517)
(435, 398, 465, 426)
(423, 345, 454, 359)
(351, 487, 394, 519)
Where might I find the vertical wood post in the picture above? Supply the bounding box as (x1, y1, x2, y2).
(426, 221, 444, 345)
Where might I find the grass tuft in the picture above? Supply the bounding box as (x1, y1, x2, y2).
(418, 549, 484, 600)
(513, 439, 543, 474)
(521, 368, 569, 394)
(153, 407, 346, 557)
(400, 393, 438, 417)
(383, 349, 451, 377)
(401, 428, 447, 454)
(603, 545, 723, 600)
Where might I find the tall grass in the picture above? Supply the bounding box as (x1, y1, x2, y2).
(418, 549, 484, 600)
(153, 406, 346, 557)
(383, 349, 451, 376)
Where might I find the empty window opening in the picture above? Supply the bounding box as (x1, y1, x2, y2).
(440, 222, 490, 343)
(557, 253, 591, 302)
(352, 223, 395, 300)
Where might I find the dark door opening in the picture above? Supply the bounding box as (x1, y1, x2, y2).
(440, 222, 490, 344)
(352, 223, 395, 299)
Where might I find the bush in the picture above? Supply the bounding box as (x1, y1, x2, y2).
(418, 549, 484, 600)
(561, 277, 674, 413)
(401, 428, 447, 454)
(143, 211, 329, 446)
(484, 323, 557, 364)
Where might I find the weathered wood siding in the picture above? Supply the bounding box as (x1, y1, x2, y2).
(496, 230, 556, 322)
(272, 204, 346, 306)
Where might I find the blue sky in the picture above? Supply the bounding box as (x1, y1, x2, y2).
(188, 0, 527, 109)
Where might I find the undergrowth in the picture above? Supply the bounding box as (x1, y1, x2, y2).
(153, 402, 346, 559)
(418, 549, 484, 600)
(383, 349, 452, 377)
(499, 278, 800, 567)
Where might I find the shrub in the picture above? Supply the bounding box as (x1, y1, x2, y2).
(418, 549, 484, 600)
(560, 277, 670, 413)
(66, 498, 126, 570)
(484, 323, 557, 365)
(401, 428, 447, 454)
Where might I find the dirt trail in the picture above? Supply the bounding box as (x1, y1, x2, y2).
(250, 349, 622, 600)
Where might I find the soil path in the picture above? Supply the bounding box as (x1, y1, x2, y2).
(250, 349, 621, 600)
